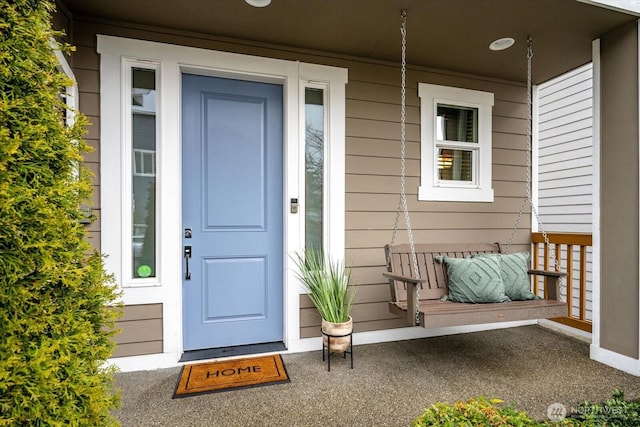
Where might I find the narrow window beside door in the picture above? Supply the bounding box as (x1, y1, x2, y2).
(131, 68, 157, 278)
(305, 88, 324, 251)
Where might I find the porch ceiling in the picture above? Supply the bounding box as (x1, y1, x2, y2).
(60, 0, 637, 84)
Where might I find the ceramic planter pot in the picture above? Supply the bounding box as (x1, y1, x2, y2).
(321, 316, 353, 353)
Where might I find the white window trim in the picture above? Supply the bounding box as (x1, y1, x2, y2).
(296, 67, 347, 269)
(98, 35, 347, 366)
(50, 38, 78, 127)
(299, 82, 333, 253)
(123, 61, 160, 288)
(51, 38, 95, 222)
(418, 83, 494, 202)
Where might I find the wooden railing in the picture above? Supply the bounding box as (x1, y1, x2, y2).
(531, 232, 593, 333)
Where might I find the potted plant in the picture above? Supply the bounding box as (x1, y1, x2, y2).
(292, 249, 355, 353)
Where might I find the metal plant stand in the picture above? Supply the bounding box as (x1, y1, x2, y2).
(321, 329, 353, 371)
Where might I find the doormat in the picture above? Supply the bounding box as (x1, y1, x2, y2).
(173, 354, 289, 398)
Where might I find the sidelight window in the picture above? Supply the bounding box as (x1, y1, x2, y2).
(130, 67, 158, 280)
(304, 87, 325, 251)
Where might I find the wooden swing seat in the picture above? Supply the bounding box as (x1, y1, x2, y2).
(384, 243, 568, 328)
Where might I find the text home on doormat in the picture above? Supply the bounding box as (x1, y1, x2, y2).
(173, 355, 289, 398)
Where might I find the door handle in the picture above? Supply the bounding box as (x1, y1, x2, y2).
(184, 245, 192, 280)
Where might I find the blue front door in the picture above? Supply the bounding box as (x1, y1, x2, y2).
(181, 74, 283, 351)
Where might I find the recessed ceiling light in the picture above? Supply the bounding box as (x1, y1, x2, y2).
(246, 0, 271, 7)
(489, 37, 515, 51)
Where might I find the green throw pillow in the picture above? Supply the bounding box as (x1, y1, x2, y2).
(440, 256, 510, 303)
(475, 252, 540, 301)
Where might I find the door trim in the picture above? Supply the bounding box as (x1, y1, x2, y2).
(98, 35, 347, 369)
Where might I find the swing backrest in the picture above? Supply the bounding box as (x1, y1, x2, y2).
(385, 242, 502, 303)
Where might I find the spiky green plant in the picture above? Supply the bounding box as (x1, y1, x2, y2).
(0, 1, 121, 425)
(292, 249, 354, 323)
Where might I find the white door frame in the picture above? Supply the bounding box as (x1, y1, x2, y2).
(98, 36, 347, 371)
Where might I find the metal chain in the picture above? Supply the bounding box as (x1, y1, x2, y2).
(505, 38, 535, 254)
(504, 37, 565, 299)
(388, 10, 421, 324)
(389, 9, 408, 255)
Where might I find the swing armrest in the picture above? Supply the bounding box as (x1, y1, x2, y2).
(527, 269, 567, 301)
(382, 272, 426, 285)
(528, 269, 566, 278)
(383, 272, 423, 326)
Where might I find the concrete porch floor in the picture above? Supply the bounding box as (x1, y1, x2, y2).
(113, 325, 640, 426)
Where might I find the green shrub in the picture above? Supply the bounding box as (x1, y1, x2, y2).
(412, 397, 542, 427)
(568, 389, 640, 426)
(0, 1, 121, 426)
(412, 391, 640, 427)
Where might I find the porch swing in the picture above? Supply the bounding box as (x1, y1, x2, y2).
(384, 11, 567, 329)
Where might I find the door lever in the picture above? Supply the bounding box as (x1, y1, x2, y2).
(184, 245, 192, 280)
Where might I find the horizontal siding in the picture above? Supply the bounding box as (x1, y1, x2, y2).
(537, 63, 593, 234)
(539, 90, 592, 119)
(72, 29, 102, 255)
(538, 127, 592, 149)
(538, 157, 592, 175)
(538, 71, 592, 107)
(539, 145, 591, 164)
(536, 64, 594, 322)
(539, 165, 592, 183)
(72, 18, 533, 341)
(112, 304, 163, 358)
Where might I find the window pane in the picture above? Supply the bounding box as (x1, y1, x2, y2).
(437, 104, 478, 143)
(132, 68, 156, 278)
(305, 88, 324, 251)
(438, 149, 473, 181)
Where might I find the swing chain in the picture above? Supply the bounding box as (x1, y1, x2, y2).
(506, 37, 534, 254)
(505, 37, 565, 299)
(388, 10, 421, 325)
(388, 10, 406, 259)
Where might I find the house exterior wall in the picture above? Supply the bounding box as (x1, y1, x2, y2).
(599, 21, 639, 360)
(51, 5, 71, 43)
(70, 18, 531, 357)
(536, 64, 594, 321)
(112, 304, 163, 358)
(305, 71, 532, 337)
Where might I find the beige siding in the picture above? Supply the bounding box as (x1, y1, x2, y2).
(51, 6, 71, 44)
(337, 55, 531, 334)
(113, 304, 163, 358)
(600, 22, 639, 359)
(71, 18, 531, 342)
(71, 26, 101, 252)
(321, 68, 531, 333)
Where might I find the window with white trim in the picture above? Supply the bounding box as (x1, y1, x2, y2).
(304, 86, 325, 252)
(127, 65, 158, 282)
(418, 83, 494, 202)
(51, 38, 94, 223)
(50, 38, 78, 128)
